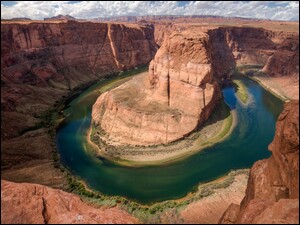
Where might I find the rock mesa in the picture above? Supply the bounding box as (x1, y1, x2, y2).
(92, 30, 220, 146)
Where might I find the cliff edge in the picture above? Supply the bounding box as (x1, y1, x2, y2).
(219, 100, 299, 224)
(1, 20, 157, 186)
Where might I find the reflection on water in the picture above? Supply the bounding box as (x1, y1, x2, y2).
(57, 73, 283, 204)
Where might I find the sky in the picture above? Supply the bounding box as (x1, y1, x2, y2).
(1, 1, 299, 21)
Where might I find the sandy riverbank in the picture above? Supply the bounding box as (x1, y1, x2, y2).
(77, 169, 248, 223)
(251, 73, 298, 101)
(87, 101, 237, 166)
(235, 65, 298, 102)
(178, 172, 248, 223)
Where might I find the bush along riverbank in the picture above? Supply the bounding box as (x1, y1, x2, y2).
(65, 169, 249, 223)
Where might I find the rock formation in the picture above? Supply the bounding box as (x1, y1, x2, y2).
(1, 20, 157, 138)
(91, 25, 299, 147)
(1, 20, 157, 185)
(1, 180, 139, 224)
(44, 14, 76, 21)
(155, 24, 299, 96)
(91, 30, 220, 146)
(219, 100, 299, 224)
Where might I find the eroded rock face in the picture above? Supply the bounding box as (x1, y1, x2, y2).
(1, 180, 139, 224)
(219, 100, 299, 224)
(1, 21, 157, 139)
(92, 30, 220, 146)
(1, 20, 157, 185)
(155, 25, 299, 85)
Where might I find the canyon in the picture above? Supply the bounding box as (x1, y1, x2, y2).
(1, 18, 299, 224)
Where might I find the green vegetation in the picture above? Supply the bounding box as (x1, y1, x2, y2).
(236, 64, 264, 72)
(72, 169, 249, 223)
(233, 79, 248, 104)
(233, 64, 288, 102)
(199, 102, 233, 146)
(229, 65, 261, 105)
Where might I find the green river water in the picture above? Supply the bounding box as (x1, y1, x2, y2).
(56, 68, 283, 204)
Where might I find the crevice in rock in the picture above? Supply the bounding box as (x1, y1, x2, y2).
(108, 24, 120, 69)
(203, 88, 206, 107)
(167, 71, 170, 106)
(42, 197, 50, 224)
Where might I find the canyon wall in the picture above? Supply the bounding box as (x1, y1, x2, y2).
(1, 21, 157, 139)
(208, 27, 277, 78)
(155, 24, 299, 86)
(91, 29, 220, 146)
(1, 180, 139, 224)
(1, 21, 157, 185)
(219, 100, 299, 224)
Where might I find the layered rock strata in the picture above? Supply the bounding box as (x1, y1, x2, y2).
(155, 24, 299, 98)
(219, 100, 299, 224)
(1, 21, 157, 139)
(1, 20, 157, 184)
(1, 180, 139, 224)
(92, 30, 220, 146)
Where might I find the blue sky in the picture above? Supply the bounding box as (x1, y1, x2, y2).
(1, 1, 299, 21)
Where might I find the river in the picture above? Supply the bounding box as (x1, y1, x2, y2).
(56, 68, 283, 204)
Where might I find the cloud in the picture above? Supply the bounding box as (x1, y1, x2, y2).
(1, 1, 299, 21)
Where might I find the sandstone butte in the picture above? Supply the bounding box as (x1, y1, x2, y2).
(219, 100, 299, 224)
(155, 24, 299, 100)
(91, 29, 221, 146)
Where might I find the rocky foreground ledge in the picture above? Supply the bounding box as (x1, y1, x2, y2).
(0, 180, 138, 224)
(220, 100, 299, 224)
(91, 29, 220, 146)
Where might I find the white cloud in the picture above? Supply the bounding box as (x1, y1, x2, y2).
(1, 1, 299, 21)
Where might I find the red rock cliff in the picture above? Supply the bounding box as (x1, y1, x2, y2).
(1, 21, 157, 138)
(1, 180, 139, 224)
(1, 20, 157, 185)
(155, 24, 299, 82)
(219, 100, 299, 224)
